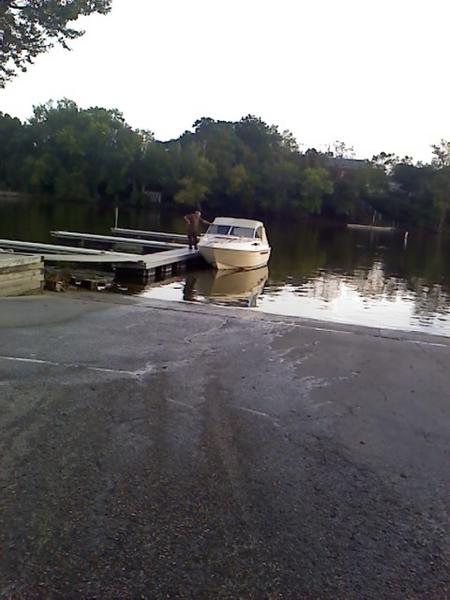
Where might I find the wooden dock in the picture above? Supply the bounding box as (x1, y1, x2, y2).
(0, 235, 202, 283)
(116, 248, 200, 280)
(0, 253, 43, 297)
(51, 231, 184, 250)
(111, 227, 188, 243)
(0, 238, 139, 260)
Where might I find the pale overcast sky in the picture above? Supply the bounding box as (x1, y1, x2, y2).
(1, 0, 449, 162)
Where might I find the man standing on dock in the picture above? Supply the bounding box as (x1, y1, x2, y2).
(183, 209, 211, 250)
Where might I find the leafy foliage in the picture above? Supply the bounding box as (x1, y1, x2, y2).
(0, 0, 112, 86)
(0, 100, 449, 231)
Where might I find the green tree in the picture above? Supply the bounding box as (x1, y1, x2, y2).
(430, 169, 450, 232)
(0, 0, 112, 87)
(299, 167, 333, 213)
(2, 97, 449, 230)
(0, 111, 26, 188)
(174, 178, 209, 205)
(23, 99, 142, 200)
(192, 117, 241, 201)
(431, 139, 450, 168)
(226, 164, 249, 196)
(83, 106, 142, 199)
(429, 140, 450, 231)
(174, 144, 215, 206)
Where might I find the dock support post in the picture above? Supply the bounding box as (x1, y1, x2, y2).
(114, 206, 119, 229)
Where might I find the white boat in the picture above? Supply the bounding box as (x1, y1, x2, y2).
(198, 217, 271, 270)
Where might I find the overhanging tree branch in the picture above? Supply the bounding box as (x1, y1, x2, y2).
(0, 0, 112, 87)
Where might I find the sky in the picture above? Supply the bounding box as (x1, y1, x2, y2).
(1, 0, 449, 162)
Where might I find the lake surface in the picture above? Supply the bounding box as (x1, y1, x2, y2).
(1, 196, 450, 336)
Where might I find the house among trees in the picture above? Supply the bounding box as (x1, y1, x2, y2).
(323, 157, 369, 177)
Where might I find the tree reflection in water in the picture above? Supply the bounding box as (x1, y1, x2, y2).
(260, 223, 450, 333)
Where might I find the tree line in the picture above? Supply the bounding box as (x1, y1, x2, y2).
(0, 99, 449, 231)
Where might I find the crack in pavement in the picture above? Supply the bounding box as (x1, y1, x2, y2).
(0, 354, 155, 380)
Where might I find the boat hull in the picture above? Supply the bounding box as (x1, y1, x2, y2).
(198, 245, 271, 270)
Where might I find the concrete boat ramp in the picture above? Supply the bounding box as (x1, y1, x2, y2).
(0, 293, 449, 598)
(0, 228, 201, 289)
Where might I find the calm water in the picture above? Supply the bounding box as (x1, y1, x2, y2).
(1, 196, 450, 336)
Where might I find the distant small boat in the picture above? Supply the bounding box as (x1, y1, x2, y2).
(347, 224, 395, 232)
(198, 217, 271, 270)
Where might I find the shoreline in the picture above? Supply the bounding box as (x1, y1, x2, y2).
(3, 290, 449, 344)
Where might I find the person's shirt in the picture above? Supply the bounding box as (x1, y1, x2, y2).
(185, 213, 207, 233)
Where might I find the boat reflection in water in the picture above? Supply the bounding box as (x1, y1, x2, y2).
(184, 266, 268, 307)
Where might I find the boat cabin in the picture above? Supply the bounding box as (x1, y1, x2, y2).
(206, 218, 268, 243)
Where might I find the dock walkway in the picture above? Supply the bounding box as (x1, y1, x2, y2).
(0, 225, 203, 282)
(51, 231, 184, 250)
(111, 227, 188, 243)
(0, 236, 200, 280)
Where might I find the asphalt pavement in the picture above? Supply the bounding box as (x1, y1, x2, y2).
(0, 293, 449, 599)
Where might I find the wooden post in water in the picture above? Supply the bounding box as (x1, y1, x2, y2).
(114, 206, 119, 229)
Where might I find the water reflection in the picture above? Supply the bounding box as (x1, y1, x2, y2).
(146, 267, 269, 308)
(257, 269, 450, 334)
(142, 252, 450, 335)
(195, 267, 268, 307)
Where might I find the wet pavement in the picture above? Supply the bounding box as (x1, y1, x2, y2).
(0, 294, 449, 599)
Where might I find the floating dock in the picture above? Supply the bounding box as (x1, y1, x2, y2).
(0, 238, 142, 267)
(0, 230, 202, 285)
(0, 253, 43, 297)
(51, 230, 184, 250)
(111, 227, 188, 243)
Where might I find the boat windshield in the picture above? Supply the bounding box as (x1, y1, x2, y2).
(229, 226, 255, 238)
(207, 224, 256, 238)
(206, 223, 255, 239)
(207, 224, 232, 235)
